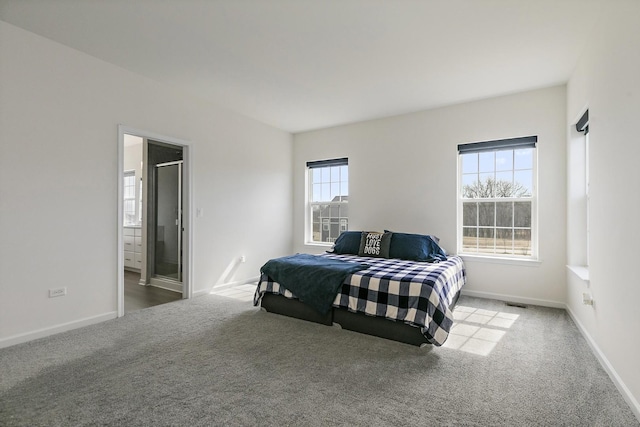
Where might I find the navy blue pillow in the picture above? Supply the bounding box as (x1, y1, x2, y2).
(387, 232, 447, 262)
(330, 231, 362, 255)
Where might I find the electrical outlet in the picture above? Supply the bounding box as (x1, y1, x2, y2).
(49, 287, 67, 298)
(240, 255, 246, 263)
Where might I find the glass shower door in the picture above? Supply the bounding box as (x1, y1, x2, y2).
(154, 161, 182, 282)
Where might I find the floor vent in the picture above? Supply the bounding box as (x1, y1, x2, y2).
(505, 301, 527, 308)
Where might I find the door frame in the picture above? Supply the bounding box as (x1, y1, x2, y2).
(117, 125, 193, 317)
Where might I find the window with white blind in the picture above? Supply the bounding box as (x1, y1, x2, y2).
(458, 136, 537, 258)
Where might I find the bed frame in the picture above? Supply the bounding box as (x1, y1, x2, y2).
(260, 292, 460, 347)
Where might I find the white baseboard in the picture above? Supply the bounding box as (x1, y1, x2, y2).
(192, 288, 211, 298)
(209, 276, 260, 293)
(460, 289, 565, 309)
(0, 311, 117, 349)
(565, 306, 640, 423)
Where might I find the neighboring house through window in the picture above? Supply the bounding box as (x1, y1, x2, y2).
(307, 158, 348, 244)
(458, 136, 537, 258)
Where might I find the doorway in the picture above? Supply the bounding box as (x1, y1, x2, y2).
(117, 126, 192, 317)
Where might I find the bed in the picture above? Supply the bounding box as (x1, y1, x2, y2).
(253, 231, 466, 347)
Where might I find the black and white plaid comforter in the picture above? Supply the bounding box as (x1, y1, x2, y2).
(254, 253, 466, 346)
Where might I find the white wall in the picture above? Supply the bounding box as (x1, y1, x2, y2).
(0, 21, 293, 343)
(566, 2, 640, 416)
(294, 85, 567, 306)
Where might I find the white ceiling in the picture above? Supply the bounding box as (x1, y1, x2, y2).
(0, 0, 604, 133)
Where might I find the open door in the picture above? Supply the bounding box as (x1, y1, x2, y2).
(154, 161, 183, 282)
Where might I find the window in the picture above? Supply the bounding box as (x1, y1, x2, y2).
(458, 136, 537, 258)
(307, 158, 348, 244)
(123, 170, 136, 225)
(576, 110, 590, 266)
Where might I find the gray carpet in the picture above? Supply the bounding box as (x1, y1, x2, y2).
(0, 294, 637, 426)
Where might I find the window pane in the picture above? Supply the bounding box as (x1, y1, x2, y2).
(462, 174, 478, 197)
(495, 229, 513, 254)
(479, 152, 494, 173)
(479, 174, 494, 197)
(463, 227, 478, 253)
(514, 148, 533, 170)
(124, 199, 135, 215)
(311, 204, 323, 222)
(313, 168, 322, 183)
(329, 219, 340, 241)
(495, 150, 513, 172)
(477, 228, 495, 253)
(495, 171, 512, 187)
(341, 165, 348, 182)
(340, 181, 348, 197)
(496, 202, 513, 227)
(463, 202, 478, 226)
(331, 166, 341, 182)
(321, 183, 330, 201)
(515, 229, 532, 256)
(461, 153, 478, 174)
(331, 183, 340, 200)
(514, 202, 531, 227)
(514, 170, 533, 196)
(312, 184, 322, 202)
(478, 202, 495, 226)
(312, 222, 321, 242)
(321, 167, 330, 182)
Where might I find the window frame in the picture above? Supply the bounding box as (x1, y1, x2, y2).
(306, 158, 349, 245)
(457, 137, 538, 260)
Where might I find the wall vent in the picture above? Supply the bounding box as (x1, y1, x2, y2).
(505, 301, 527, 308)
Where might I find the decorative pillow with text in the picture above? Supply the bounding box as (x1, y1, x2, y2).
(358, 231, 392, 258)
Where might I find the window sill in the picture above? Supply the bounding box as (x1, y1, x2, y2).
(304, 241, 333, 248)
(460, 254, 541, 267)
(567, 265, 590, 283)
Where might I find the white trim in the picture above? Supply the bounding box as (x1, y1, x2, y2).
(192, 288, 214, 298)
(117, 125, 194, 317)
(117, 130, 125, 316)
(209, 276, 260, 293)
(460, 254, 542, 267)
(0, 312, 117, 349)
(567, 264, 590, 282)
(565, 306, 640, 423)
(461, 289, 564, 309)
(304, 241, 333, 248)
